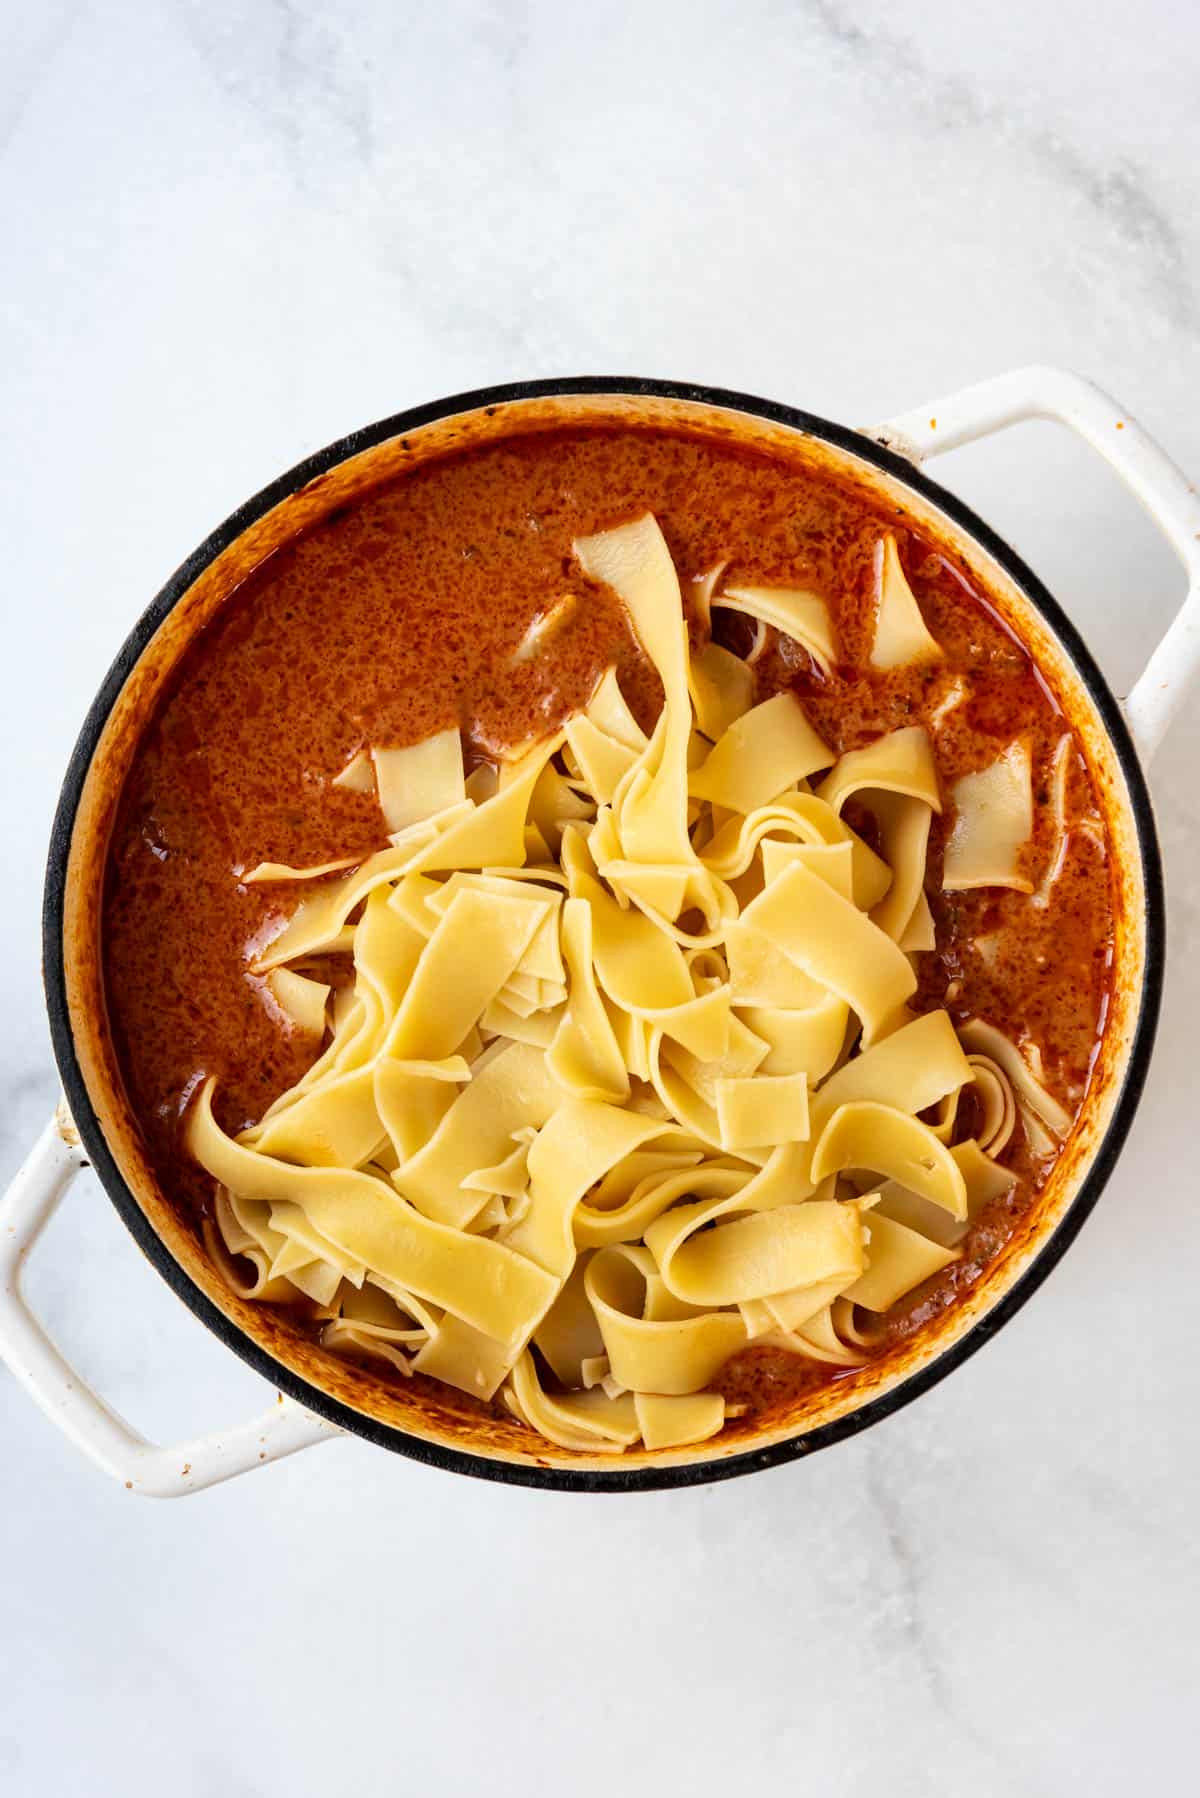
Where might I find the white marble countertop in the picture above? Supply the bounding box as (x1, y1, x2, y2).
(3, 2, 1198, 1792)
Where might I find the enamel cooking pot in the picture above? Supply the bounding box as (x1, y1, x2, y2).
(4, 367, 1198, 1496)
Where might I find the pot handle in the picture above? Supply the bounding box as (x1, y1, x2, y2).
(867, 364, 1200, 764)
(0, 1109, 338, 1496)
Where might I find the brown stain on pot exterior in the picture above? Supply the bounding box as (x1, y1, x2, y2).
(57, 390, 1152, 1481)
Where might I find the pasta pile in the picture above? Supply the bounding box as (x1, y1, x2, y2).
(190, 514, 1069, 1455)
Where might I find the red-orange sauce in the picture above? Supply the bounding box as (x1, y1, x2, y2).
(102, 426, 1114, 1421)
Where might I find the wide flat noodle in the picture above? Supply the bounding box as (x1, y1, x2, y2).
(944, 741, 1034, 892)
(511, 593, 577, 664)
(759, 839, 855, 904)
(265, 969, 330, 1038)
(869, 534, 943, 669)
(374, 1057, 471, 1163)
(323, 1285, 429, 1376)
(576, 1159, 742, 1250)
(714, 1072, 809, 1150)
(810, 1101, 968, 1220)
(689, 694, 832, 814)
(203, 1191, 297, 1303)
(332, 748, 376, 794)
(398, 1041, 561, 1229)
(845, 1211, 958, 1310)
(736, 999, 848, 1082)
(412, 1314, 517, 1400)
(575, 515, 694, 872)
(563, 715, 638, 804)
(243, 855, 362, 885)
(548, 897, 630, 1102)
(687, 641, 755, 742)
(506, 1351, 641, 1452)
(717, 585, 837, 676)
(755, 1275, 848, 1337)
(953, 1138, 1018, 1209)
(868, 794, 933, 943)
(817, 724, 941, 814)
(765, 1305, 867, 1368)
(189, 1081, 556, 1344)
(587, 664, 648, 751)
(701, 791, 893, 908)
(634, 1390, 726, 1450)
(809, 1009, 971, 1138)
(506, 1100, 667, 1277)
(565, 846, 693, 1013)
(958, 1018, 1073, 1141)
(741, 861, 916, 1045)
(384, 887, 547, 1061)
(586, 1247, 747, 1395)
(373, 728, 465, 834)
(252, 1065, 386, 1168)
(647, 1195, 865, 1308)
(251, 835, 454, 971)
(534, 1254, 607, 1387)
(814, 725, 941, 948)
(404, 734, 562, 874)
(899, 888, 937, 953)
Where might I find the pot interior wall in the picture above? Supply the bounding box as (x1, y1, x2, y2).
(56, 389, 1152, 1479)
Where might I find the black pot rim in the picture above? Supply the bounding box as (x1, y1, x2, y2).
(42, 374, 1165, 1494)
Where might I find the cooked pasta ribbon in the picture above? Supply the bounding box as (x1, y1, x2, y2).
(687, 640, 755, 742)
(869, 534, 943, 669)
(717, 584, 838, 676)
(944, 741, 1034, 892)
(244, 855, 362, 884)
(332, 748, 376, 794)
(958, 1018, 1073, 1142)
(810, 1101, 969, 1220)
(373, 727, 465, 834)
(816, 724, 941, 816)
(634, 1390, 727, 1450)
(689, 693, 833, 813)
(586, 1247, 748, 1395)
(188, 1080, 558, 1345)
(265, 968, 330, 1037)
(741, 861, 916, 1046)
(646, 1193, 865, 1308)
(845, 1212, 957, 1310)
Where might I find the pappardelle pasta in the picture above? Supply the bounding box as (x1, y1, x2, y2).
(186, 513, 1074, 1455)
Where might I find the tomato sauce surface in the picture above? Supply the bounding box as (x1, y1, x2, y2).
(102, 426, 1114, 1418)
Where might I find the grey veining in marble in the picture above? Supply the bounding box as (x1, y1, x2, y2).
(1, 2, 1198, 1793)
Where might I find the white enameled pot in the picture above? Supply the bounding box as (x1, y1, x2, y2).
(4, 366, 1198, 1495)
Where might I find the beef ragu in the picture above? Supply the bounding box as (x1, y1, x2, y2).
(102, 425, 1114, 1448)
